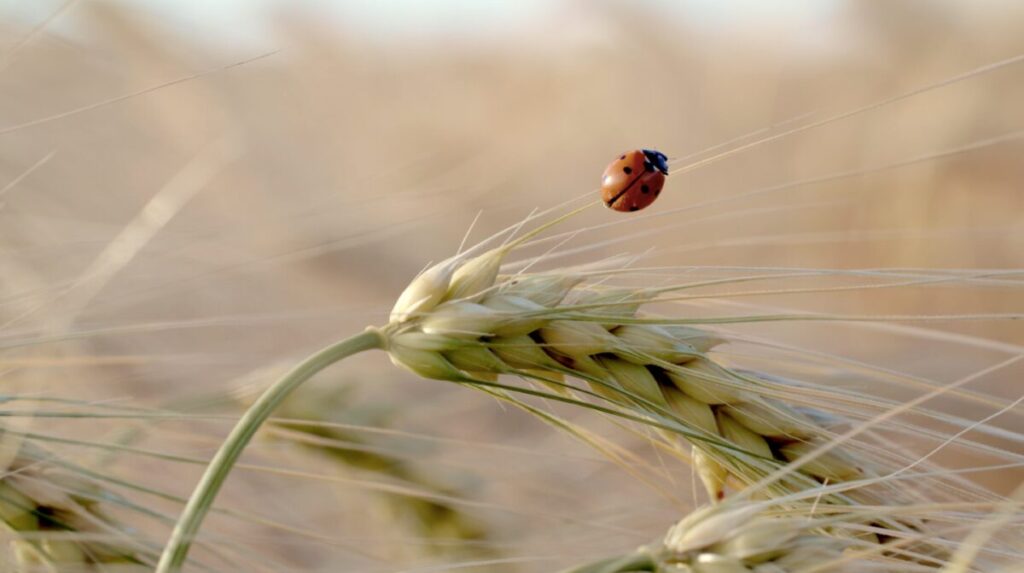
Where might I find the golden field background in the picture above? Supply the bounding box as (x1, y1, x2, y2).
(1, 1, 1022, 571)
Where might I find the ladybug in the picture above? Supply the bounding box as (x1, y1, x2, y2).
(600, 149, 669, 212)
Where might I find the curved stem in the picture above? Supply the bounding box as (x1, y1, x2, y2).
(156, 328, 385, 573)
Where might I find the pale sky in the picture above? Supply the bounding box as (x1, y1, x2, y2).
(4, 0, 847, 56)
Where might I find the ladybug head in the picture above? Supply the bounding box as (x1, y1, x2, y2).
(641, 149, 669, 175)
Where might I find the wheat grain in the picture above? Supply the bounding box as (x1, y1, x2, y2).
(563, 501, 855, 573)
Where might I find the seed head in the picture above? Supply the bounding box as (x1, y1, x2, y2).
(693, 552, 748, 572)
(420, 301, 507, 339)
(665, 504, 762, 555)
(390, 331, 467, 352)
(665, 359, 754, 405)
(382, 209, 933, 520)
(693, 447, 729, 501)
(613, 324, 701, 364)
(390, 258, 459, 323)
(663, 387, 717, 435)
(445, 247, 505, 302)
(479, 294, 549, 336)
(716, 411, 774, 461)
(721, 400, 815, 440)
(388, 343, 465, 381)
(488, 334, 562, 371)
(443, 343, 509, 376)
(537, 320, 619, 358)
(779, 439, 866, 482)
(496, 274, 582, 306)
(710, 519, 801, 562)
(661, 324, 725, 354)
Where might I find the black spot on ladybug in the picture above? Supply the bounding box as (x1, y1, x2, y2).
(641, 185, 650, 194)
(620, 155, 626, 160)
(629, 206, 639, 212)
(623, 166, 632, 174)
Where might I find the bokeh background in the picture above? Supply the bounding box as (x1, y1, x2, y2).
(1, 1, 1022, 571)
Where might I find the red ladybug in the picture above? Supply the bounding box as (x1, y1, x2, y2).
(600, 149, 669, 212)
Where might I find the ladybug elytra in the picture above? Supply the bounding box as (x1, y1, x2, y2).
(600, 149, 668, 212)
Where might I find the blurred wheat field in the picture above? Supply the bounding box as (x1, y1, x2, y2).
(1, 1, 1023, 572)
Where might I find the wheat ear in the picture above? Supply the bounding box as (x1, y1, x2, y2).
(0, 440, 155, 570)
(157, 205, 967, 571)
(559, 494, 1002, 573)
